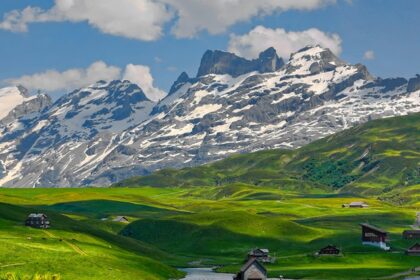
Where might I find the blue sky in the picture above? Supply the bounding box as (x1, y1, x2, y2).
(0, 0, 419, 100)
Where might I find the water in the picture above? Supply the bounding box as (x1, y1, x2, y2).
(179, 268, 234, 280)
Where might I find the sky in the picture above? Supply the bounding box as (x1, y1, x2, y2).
(0, 0, 419, 101)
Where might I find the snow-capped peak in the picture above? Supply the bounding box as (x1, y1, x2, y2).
(0, 86, 36, 120)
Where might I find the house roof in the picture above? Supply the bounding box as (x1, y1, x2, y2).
(408, 243, 420, 251)
(250, 248, 269, 254)
(320, 245, 338, 250)
(350, 202, 368, 205)
(240, 258, 267, 274)
(28, 213, 47, 218)
(113, 216, 128, 221)
(360, 223, 387, 234)
(403, 230, 420, 234)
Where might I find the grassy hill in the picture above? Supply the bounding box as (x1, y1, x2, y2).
(0, 187, 419, 279)
(115, 113, 420, 198)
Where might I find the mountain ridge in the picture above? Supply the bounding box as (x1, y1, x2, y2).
(0, 45, 419, 187)
(115, 113, 420, 198)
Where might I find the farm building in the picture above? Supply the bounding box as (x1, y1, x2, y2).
(113, 216, 129, 223)
(317, 245, 341, 256)
(406, 243, 420, 256)
(234, 258, 267, 280)
(248, 248, 272, 263)
(25, 213, 50, 228)
(360, 223, 390, 250)
(403, 230, 420, 239)
(344, 202, 369, 208)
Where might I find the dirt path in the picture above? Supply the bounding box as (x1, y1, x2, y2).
(43, 230, 87, 256)
(0, 263, 26, 268)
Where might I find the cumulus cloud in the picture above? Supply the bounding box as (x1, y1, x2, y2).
(165, 0, 336, 38)
(123, 64, 166, 101)
(228, 25, 342, 60)
(363, 50, 375, 60)
(5, 61, 121, 92)
(0, 0, 336, 40)
(0, 0, 172, 41)
(4, 62, 166, 101)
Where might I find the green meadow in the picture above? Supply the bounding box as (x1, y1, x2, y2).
(0, 186, 419, 279)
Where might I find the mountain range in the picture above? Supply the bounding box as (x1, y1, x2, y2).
(0, 45, 419, 187)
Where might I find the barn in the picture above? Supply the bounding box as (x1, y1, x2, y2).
(406, 243, 420, 256)
(234, 258, 267, 280)
(25, 213, 50, 229)
(360, 223, 389, 250)
(318, 245, 341, 256)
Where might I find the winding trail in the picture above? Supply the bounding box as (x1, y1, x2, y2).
(43, 230, 87, 256)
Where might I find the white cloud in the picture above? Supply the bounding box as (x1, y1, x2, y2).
(5, 61, 121, 92)
(0, 0, 336, 40)
(363, 50, 375, 60)
(165, 0, 336, 38)
(123, 64, 166, 101)
(0, 0, 172, 41)
(228, 25, 342, 60)
(5, 62, 166, 101)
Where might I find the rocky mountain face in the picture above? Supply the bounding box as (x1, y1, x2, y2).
(197, 47, 284, 77)
(0, 45, 419, 187)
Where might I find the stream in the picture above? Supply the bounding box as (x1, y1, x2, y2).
(179, 268, 234, 280)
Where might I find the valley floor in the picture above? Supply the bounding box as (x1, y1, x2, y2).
(0, 186, 419, 280)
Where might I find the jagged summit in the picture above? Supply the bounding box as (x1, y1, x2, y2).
(168, 72, 192, 95)
(0, 45, 418, 187)
(196, 47, 284, 77)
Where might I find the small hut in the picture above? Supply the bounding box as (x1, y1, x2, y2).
(403, 230, 420, 239)
(406, 243, 420, 256)
(317, 245, 341, 256)
(348, 202, 369, 208)
(248, 248, 271, 263)
(113, 216, 129, 223)
(234, 258, 267, 280)
(360, 223, 389, 250)
(25, 213, 50, 228)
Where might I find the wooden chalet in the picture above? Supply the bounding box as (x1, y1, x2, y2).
(317, 245, 341, 256)
(403, 230, 420, 239)
(406, 243, 420, 256)
(360, 223, 390, 250)
(248, 248, 271, 263)
(343, 202, 369, 208)
(25, 213, 50, 229)
(234, 258, 267, 280)
(113, 216, 129, 223)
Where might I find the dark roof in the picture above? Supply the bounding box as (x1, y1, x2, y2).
(240, 257, 266, 274)
(403, 230, 420, 234)
(320, 245, 338, 250)
(360, 223, 387, 234)
(408, 243, 420, 251)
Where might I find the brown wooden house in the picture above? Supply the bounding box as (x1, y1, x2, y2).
(234, 258, 267, 280)
(25, 213, 50, 229)
(360, 223, 389, 250)
(406, 243, 420, 256)
(317, 245, 341, 256)
(403, 230, 420, 239)
(248, 248, 271, 263)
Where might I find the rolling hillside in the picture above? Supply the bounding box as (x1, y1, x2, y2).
(0, 186, 419, 279)
(116, 113, 420, 198)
